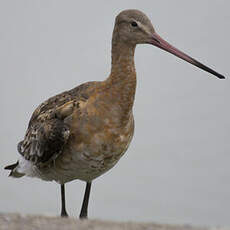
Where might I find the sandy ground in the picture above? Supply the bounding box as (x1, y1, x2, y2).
(0, 213, 229, 230)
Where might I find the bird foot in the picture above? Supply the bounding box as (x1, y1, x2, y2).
(61, 211, 69, 218)
(79, 213, 87, 220)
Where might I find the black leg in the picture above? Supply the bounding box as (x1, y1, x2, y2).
(60, 184, 68, 217)
(79, 182, 92, 219)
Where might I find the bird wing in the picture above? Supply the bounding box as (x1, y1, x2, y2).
(19, 81, 95, 166)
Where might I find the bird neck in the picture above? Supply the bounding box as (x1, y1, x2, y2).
(110, 40, 136, 83)
(106, 41, 137, 117)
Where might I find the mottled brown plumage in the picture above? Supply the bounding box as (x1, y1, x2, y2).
(5, 9, 225, 219)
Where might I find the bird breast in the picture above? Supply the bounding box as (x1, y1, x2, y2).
(54, 93, 135, 182)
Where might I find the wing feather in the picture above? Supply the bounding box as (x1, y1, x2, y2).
(18, 81, 95, 166)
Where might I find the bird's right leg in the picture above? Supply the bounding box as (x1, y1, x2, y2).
(79, 182, 92, 219)
(60, 184, 69, 217)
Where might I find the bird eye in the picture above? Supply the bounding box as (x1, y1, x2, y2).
(131, 21, 138, 27)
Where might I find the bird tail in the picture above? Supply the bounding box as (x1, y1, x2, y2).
(4, 161, 25, 178)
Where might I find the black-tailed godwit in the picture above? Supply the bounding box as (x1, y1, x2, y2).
(5, 9, 225, 219)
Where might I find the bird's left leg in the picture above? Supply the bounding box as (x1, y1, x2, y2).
(60, 184, 69, 217)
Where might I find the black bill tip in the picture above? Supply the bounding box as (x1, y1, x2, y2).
(191, 58, 226, 79)
(216, 74, 225, 79)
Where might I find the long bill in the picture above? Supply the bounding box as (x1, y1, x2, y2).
(150, 32, 225, 79)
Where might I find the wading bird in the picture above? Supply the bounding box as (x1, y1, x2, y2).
(5, 9, 225, 219)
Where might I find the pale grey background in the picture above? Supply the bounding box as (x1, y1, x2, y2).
(1, 0, 230, 226)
